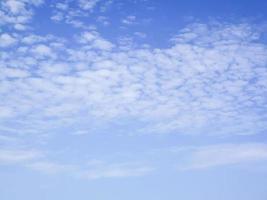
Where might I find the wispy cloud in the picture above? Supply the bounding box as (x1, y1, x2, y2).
(0, 149, 42, 164)
(176, 143, 267, 170)
(27, 161, 77, 174)
(1, 153, 154, 179)
(79, 161, 155, 179)
(122, 15, 137, 25)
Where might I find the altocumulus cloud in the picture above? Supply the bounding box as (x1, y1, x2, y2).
(1, 23, 267, 137)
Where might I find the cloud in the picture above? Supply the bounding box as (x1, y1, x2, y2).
(176, 143, 267, 170)
(0, 33, 17, 47)
(99, 0, 113, 12)
(97, 16, 110, 26)
(50, 0, 103, 29)
(0, 106, 15, 118)
(122, 15, 137, 25)
(1, 67, 30, 78)
(134, 32, 147, 38)
(0, 152, 153, 179)
(32, 44, 53, 57)
(28, 160, 154, 179)
(4, 0, 25, 14)
(55, 2, 69, 11)
(27, 161, 76, 174)
(79, 31, 114, 50)
(71, 130, 90, 135)
(0, 0, 44, 30)
(79, 162, 154, 179)
(0, 149, 42, 164)
(0, 22, 267, 137)
(21, 34, 51, 44)
(78, 0, 100, 11)
(1, 16, 267, 180)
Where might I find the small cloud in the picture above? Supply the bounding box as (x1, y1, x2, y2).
(71, 130, 90, 136)
(177, 143, 267, 170)
(0, 149, 42, 164)
(14, 23, 27, 30)
(51, 12, 64, 22)
(27, 161, 76, 174)
(97, 16, 110, 26)
(80, 31, 114, 50)
(122, 15, 137, 25)
(80, 162, 154, 179)
(0, 33, 17, 47)
(78, 0, 100, 11)
(134, 32, 147, 38)
(32, 44, 53, 57)
(55, 2, 69, 11)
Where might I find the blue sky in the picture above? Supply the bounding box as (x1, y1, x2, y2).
(1, 0, 267, 199)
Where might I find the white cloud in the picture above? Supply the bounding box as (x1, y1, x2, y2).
(122, 15, 137, 25)
(80, 31, 114, 50)
(50, 0, 110, 29)
(134, 32, 147, 38)
(50, 12, 64, 22)
(14, 23, 27, 30)
(71, 130, 90, 135)
(0, 149, 42, 164)
(30, 0, 44, 6)
(0, 33, 17, 47)
(32, 44, 53, 57)
(27, 161, 76, 174)
(1, 22, 266, 137)
(0, 0, 43, 29)
(21, 34, 49, 44)
(177, 143, 267, 170)
(81, 31, 97, 42)
(0, 107, 15, 118)
(1, 67, 30, 78)
(100, 0, 113, 12)
(1, 154, 154, 179)
(25, 159, 154, 179)
(97, 16, 110, 26)
(0, 0, 266, 181)
(5, 0, 25, 14)
(93, 38, 114, 50)
(79, 162, 154, 179)
(55, 2, 69, 11)
(78, 0, 100, 11)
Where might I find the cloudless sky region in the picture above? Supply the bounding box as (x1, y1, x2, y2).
(1, 0, 267, 200)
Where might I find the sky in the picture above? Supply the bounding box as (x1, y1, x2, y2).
(0, 0, 267, 199)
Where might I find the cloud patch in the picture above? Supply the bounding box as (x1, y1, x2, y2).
(0, 22, 267, 137)
(176, 143, 267, 170)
